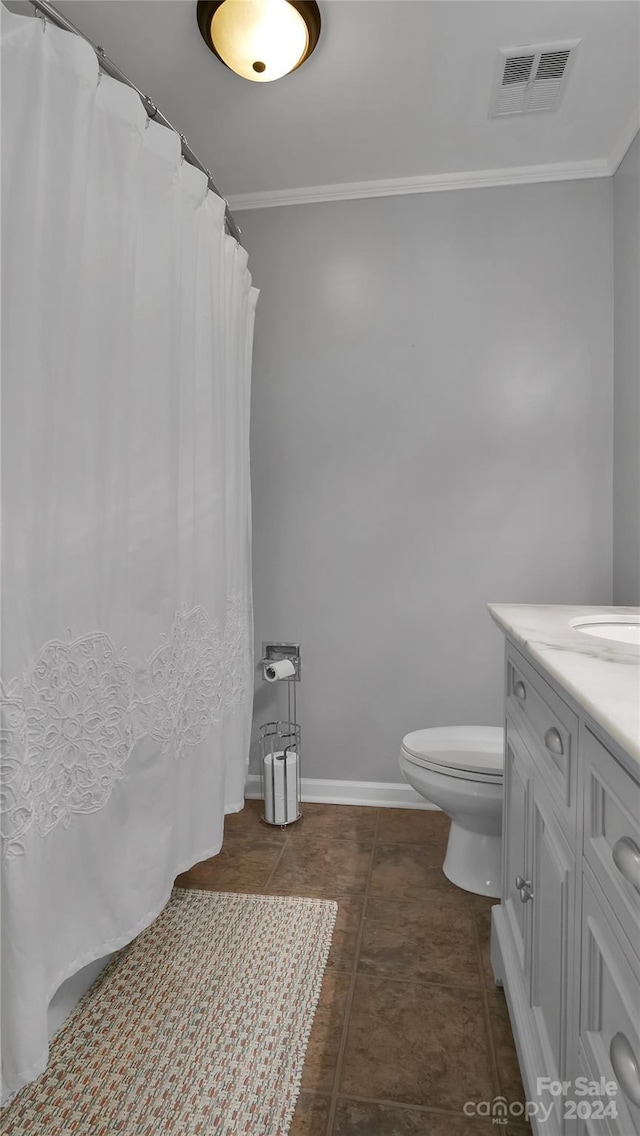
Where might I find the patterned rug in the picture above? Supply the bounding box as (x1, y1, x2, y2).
(4, 889, 337, 1135)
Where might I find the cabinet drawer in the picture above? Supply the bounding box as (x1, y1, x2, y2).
(506, 645, 578, 833)
(583, 727, 640, 958)
(580, 872, 640, 1135)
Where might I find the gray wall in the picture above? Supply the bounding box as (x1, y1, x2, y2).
(613, 132, 640, 605)
(242, 180, 613, 784)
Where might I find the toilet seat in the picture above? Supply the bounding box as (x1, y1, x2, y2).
(401, 750, 501, 784)
(401, 726, 504, 783)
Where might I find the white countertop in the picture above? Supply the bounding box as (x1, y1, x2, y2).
(488, 604, 640, 766)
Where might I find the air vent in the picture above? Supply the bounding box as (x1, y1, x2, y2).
(489, 40, 579, 117)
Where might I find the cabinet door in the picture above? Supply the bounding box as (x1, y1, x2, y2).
(503, 720, 533, 979)
(580, 873, 640, 1136)
(530, 781, 576, 1109)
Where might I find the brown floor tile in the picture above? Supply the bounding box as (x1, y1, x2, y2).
(332, 1099, 530, 1135)
(301, 973, 351, 1093)
(267, 884, 353, 899)
(369, 843, 473, 907)
(221, 828, 291, 855)
(475, 904, 501, 989)
(340, 976, 494, 1111)
(375, 808, 450, 847)
(222, 829, 292, 854)
(291, 804, 379, 845)
(270, 837, 372, 895)
(174, 844, 280, 892)
(326, 896, 364, 973)
(486, 990, 527, 1107)
(359, 896, 480, 988)
(222, 797, 265, 830)
(289, 1092, 332, 1136)
(472, 892, 500, 912)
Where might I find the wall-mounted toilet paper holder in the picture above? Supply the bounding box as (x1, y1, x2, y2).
(261, 642, 301, 682)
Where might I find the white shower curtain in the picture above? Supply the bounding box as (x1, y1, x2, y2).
(1, 7, 257, 1095)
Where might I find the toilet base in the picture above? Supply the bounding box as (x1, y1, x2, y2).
(442, 821, 502, 898)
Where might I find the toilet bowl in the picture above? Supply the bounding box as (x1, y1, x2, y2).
(399, 726, 504, 898)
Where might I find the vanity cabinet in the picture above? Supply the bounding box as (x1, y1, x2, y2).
(492, 640, 640, 1136)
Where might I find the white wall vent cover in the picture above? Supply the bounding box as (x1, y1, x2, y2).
(489, 40, 580, 117)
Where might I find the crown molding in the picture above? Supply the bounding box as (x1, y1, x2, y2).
(608, 112, 640, 174)
(228, 158, 611, 212)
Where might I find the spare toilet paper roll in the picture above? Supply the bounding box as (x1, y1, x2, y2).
(264, 658, 296, 682)
(264, 750, 298, 824)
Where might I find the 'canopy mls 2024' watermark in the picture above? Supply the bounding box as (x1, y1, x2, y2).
(463, 1076, 619, 1125)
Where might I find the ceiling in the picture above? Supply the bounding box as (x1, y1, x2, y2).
(10, 0, 640, 205)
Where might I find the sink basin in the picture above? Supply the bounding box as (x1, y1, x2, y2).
(572, 620, 640, 645)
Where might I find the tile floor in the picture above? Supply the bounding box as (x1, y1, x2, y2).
(175, 802, 532, 1136)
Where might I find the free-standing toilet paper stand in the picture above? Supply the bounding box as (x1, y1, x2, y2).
(260, 643, 301, 827)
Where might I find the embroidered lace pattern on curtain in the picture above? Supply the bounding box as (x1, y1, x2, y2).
(0, 596, 249, 858)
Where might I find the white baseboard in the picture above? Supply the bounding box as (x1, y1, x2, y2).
(244, 773, 438, 810)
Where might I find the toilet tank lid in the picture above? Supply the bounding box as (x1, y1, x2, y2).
(401, 726, 504, 775)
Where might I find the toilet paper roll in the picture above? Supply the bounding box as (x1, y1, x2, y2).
(264, 658, 296, 682)
(264, 750, 299, 824)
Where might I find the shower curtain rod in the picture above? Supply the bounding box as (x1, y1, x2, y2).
(26, 0, 242, 245)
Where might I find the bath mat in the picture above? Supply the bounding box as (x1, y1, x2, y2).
(4, 889, 337, 1135)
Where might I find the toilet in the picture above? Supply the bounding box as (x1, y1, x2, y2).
(399, 726, 504, 898)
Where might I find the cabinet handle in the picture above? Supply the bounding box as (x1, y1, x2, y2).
(515, 875, 533, 902)
(513, 680, 526, 701)
(610, 1033, 640, 1108)
(612, 836, 640, 894)
(544, 727, 564, 756)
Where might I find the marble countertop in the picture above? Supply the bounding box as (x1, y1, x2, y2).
(488, 604, 640, 766)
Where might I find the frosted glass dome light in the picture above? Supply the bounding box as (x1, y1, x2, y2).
(197, 0, 321, 83)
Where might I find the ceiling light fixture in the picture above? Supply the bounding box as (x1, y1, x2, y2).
(197, 0, 321, 83)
